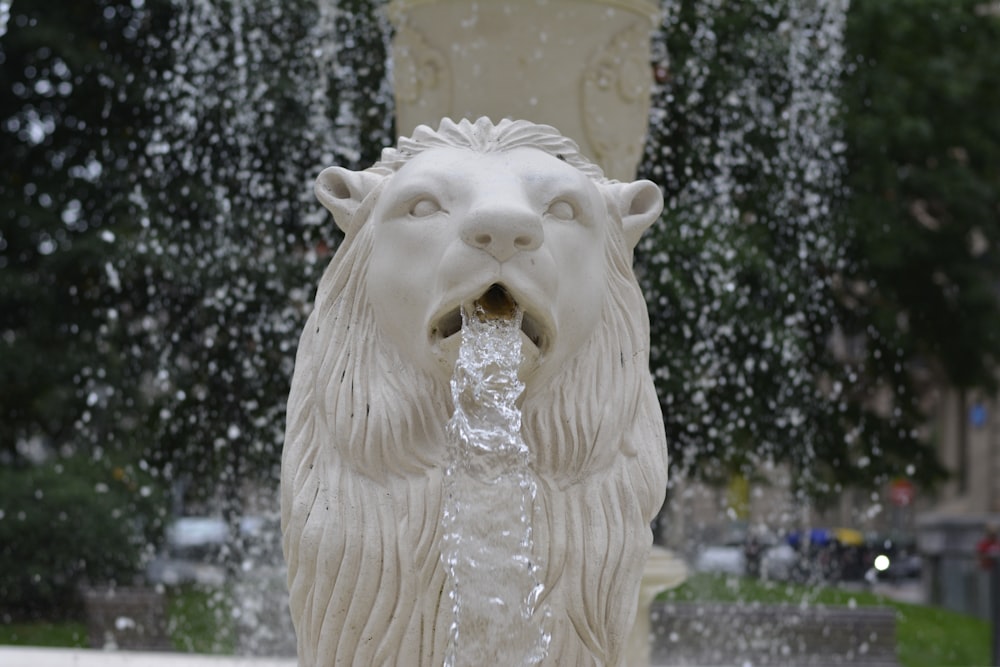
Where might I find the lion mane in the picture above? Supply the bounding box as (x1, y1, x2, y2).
(282, 118, 668, 666)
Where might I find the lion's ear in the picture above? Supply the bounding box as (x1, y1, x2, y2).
(315, 166, 383, 235)
(609, 180, 664, 249)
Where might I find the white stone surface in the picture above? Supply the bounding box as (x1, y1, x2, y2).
(626, 547, 690, 667)
(386, 0, 661, 181)
(282, 118, 669, 666)
(0, 647, 295, 667)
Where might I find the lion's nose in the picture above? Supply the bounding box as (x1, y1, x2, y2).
(461, 203, 543, 262)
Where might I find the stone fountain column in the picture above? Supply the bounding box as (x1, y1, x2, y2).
(387, 0, 659, 182)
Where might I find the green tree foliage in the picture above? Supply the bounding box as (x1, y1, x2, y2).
(641, 0, 998, 499)
(119, 0, 333, 512)
(641, 0, 868, 499)
(0, 456, 159, 620)
(1, 0, 338, 513)
(841, 0, 1000, 392)
(0, 0, 163, 462)
(834, 0, 1000, 491)
(326, 0, 395, 169)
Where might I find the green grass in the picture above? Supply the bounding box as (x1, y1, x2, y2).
(0, 620, 88, 648)
(0, 585, 234, 654)
(661, 573, 990, 667)
(165, 585, 235, 654)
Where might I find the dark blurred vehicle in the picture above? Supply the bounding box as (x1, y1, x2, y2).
(693, 541, 747, 575)
(866, 535, 922, 581)
(768, 527, 870, 583)
(760, 542, 798, 581)
(693, 521, 782, 577)
(165, 516, 229, 560)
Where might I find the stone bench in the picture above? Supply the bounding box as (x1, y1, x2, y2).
(81, 587, 173, 651)
(649, 601, 898, 666)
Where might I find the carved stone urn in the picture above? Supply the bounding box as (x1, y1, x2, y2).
(387, 0, 660, 181)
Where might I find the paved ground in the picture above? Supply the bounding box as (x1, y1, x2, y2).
(872, 579, 925, 604)
(840, 578, 925, 605)
(0, 647, 295, 667)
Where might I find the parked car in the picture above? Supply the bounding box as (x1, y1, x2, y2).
(165, 516, 228, 559)
(760, 543, 798, 581)
(759, 527, 873, 582)
(693, 542, 747, 576)
(867, 535, 922, 581)
(145, 515, 267, 585)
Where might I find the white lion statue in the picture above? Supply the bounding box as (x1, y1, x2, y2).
(282, 117, 668, 666)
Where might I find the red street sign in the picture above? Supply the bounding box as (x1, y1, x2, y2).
(889, 479, 915, 507)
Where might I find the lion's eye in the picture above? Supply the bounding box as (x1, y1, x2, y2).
(409, 197, 441, 217)
(546, 200, 576, 220)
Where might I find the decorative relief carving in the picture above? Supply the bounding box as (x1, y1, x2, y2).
(583, 22, 654, 180)
(391, 25, 451, 133)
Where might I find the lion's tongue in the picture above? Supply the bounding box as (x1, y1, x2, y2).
(474, 284, 518, 321)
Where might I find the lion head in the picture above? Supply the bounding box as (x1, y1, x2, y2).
(282, 118, 668, 666)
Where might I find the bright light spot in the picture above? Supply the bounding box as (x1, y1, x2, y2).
(0, 1, 10, 38)
(115, 616, 136, 631)
(61, 199, 82, 227)
(873, 554, 890, 572)
(105, 262, 121, 291)
(37, 237, 57, 255)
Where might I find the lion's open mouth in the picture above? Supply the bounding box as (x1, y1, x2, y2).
(475, 283, 518, 321)
(432, 283, 547, 351)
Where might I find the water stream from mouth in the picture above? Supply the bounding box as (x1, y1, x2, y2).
(441, 305, 551, 666)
